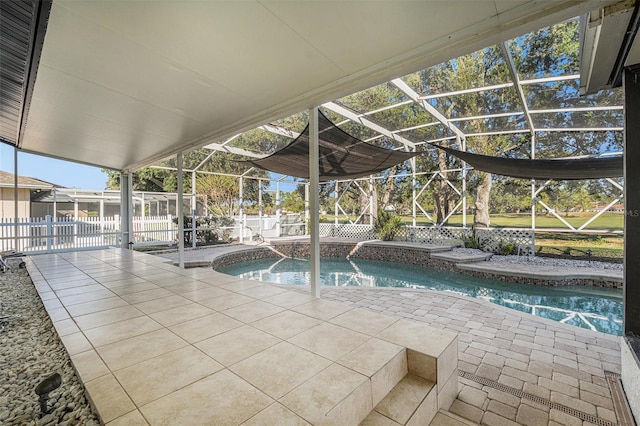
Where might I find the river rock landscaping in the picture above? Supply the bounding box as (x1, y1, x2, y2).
(0, 259, 99, 426)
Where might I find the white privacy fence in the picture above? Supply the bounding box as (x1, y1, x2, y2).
(0, 214, 308, 253)
(0, 215, 181, 253)
(0, 216, 120, 253)
(0, 215, 533, 255)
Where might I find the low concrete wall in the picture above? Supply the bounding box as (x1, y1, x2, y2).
(457, 269, 622, 288)
(210, 247, 280, 270)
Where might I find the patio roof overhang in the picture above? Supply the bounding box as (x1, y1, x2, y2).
(0, 0, 620, 173)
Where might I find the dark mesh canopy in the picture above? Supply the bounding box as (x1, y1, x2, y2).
(241, 112, 417, 180)
(433, 145, 623, 180)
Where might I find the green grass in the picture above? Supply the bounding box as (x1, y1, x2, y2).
(323, 212, 623, 230)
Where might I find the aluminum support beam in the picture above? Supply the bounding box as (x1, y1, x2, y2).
(309, 107, 321, 298)
(500, 42, 535, 134)
(391, 78, 466, 141)
(322, 102, 416, 149)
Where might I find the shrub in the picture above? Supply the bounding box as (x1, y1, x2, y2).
(373, 209, 403, 241)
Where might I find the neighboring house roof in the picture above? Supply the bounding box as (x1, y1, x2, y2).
(0, 171, 57, 189)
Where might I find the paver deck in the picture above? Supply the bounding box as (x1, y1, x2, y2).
(29, 246, 625, 426)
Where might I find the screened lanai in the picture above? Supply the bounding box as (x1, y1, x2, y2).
(3, 1, 640, 424)
(163, 17, 624, 236)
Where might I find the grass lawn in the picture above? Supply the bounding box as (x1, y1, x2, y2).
(405, 212, 623, 230)
(324, 212, 623, 230)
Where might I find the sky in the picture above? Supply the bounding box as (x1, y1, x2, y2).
(0, 143, 300, 192)
(0, 143, 108, 190)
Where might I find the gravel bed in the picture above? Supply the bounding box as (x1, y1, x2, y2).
(453, 247, 623, 270)
(0, 260, 100, 426)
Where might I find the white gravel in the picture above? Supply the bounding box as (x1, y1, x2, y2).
(0, 259, 100, 426)
(452, 247, 623, 270)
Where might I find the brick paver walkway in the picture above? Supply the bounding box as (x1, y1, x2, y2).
(317, 286, 621, 426)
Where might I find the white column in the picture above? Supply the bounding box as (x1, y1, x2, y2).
(309, 107, 321, 298)
(141, 192, 146, 242)
(238, 177, 244, 242)
(177, 153, 185, 268)
(411, 156, 417, 227)
(120, 172, 133, 248)
(258, 183, 263, 237)
(460, 137, 467, 228)
(304, 184, 309, 235)
(531, 133, 536, 256)
(191, 171, 197, 249)
(13, 147, 18, 251)
(275, 182, 281, 236)
(369, 176, 374, 226)
(99, 198, 105, 245)
(73, 198, 79, 246)
(334, 181, 339, 225)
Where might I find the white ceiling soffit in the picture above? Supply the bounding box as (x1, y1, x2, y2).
(22, 0, 617, 172)
(579, 0, 639, 94)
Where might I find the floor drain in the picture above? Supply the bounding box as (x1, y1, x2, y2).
(605, 371, 636, 426)
(458, 370, 617, 426)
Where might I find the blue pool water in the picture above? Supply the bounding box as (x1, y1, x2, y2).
(218, 257, 623, 336)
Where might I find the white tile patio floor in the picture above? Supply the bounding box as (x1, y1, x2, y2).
(28, 248, 623, 426)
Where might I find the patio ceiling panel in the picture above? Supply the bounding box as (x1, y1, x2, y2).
(10, 0, 616, 172)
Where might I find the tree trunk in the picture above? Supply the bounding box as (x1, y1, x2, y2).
(435, 150, 450, 224)
(474, 172, 492, 228)
(359, 182, 378, 223)
(381, 165, 397, 209)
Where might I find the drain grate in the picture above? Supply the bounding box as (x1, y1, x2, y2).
(458, 370, 617, 426)
(605, 371, 636, 426)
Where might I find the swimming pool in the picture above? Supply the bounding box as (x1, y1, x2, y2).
(218, 257, 623, 336)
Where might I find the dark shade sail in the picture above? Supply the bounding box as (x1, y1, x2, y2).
(240, 112, 417, 180)
(432, 144, 623, 180)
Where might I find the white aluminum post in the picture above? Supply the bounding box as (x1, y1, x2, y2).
(141, 192, 146, 244)
(177, 153, 185, 268)
(45, 215, 52, 253)
(411, 156, 417, 227)
(73, 198, 78, 246)
(13, 147, 18, 251)
(460, 137, 467, 228)
(275, 182, 281, 236)
(119, 172, 132, 248)
(369, 176, 374, 226)
(128, 174, 133, 247)
(334, 182, 339, 225)
(304, 184, 309, 235)
(258, 184, 263, 238)
(52, 188, 57, 220)
(531, 133, 536, 256)
(99, 198, 104, 244)
(191, 171, 197, 249)
(309, 107, 321, 298)
(239, 177, 244, 243)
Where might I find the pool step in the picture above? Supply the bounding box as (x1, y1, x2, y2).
(360, 374, 437, 425)
(429, 410, 479, 426)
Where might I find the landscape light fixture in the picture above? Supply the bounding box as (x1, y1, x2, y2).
(34, 372, 61, 416)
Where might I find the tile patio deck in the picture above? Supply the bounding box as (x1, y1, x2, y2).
(28, 247, 624, 426)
